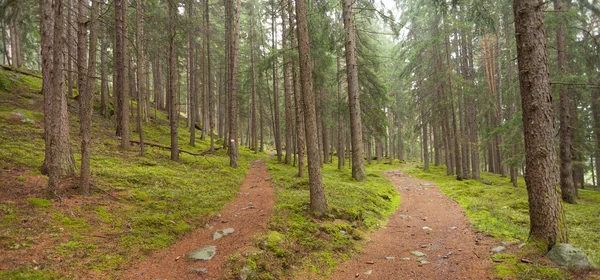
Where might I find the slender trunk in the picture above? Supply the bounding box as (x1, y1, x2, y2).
(135, 0, 145, 156)
(342, 0, 366, 181)
(80, 0, 98, 195)
(555, 0, 576, 203)
(422, 106, 429, 171)
(296, 0, 328, 215)
(337, 56, 344, 169)
(283, 4, 293, 163)
(272, 5, 282, 163)
(227, 0, 241, 167)
(250, 5, 257, 153)
(100, 28, 109, 117)
(168, 0, 179, 161)
(77, 0, 87, 93)
(289, 0, 304, 177)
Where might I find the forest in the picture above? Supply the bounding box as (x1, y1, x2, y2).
(0, 0, 599, 279)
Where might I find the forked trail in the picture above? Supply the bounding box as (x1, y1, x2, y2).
(121, 160, 275, 280)
(330, 168, 496, 280)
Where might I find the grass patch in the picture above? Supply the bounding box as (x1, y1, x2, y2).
(404, 164, 600, 279)
(229, 158, 401, 278)
(0, 67, 268, 278)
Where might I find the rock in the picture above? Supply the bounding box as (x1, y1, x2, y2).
(398, 215, 412, 220)
(364, 270, 372, 275)
(186, 245, 217, 261)
(450, 226, 457, 230)
(250, 184, 258, 188)
(340, 230, 347, 236)
(518, 243, 526, 249)
(366, 261, 374, 264)
(418, 259, 430, 264)
(410, 251, 426, 257)
(490, 246, 506, 253)
(401, 257, 410, 261)
(385, 256, 395, 260)
(239, 266, 253, 280)
(422, 226, 432, 231)
(212, 228, 235, 240)
(547, 243, 595, 270)
(188, 268, 207, 275)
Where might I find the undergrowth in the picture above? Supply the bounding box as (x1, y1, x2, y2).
(404, 164, 600, 279)
(0, 67, 266, 279)
(227, 158, 402, 279)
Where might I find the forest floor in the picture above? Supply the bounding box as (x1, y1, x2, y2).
(121, 160, 275, 280)
(330, 167, 497, 280)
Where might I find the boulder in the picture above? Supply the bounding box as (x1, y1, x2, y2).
(547, 243, 595, 270)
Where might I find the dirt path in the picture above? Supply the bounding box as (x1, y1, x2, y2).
(121, 160, 275, 280)
(330, 168, 497, 280)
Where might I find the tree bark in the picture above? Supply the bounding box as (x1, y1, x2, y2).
(272, 4, 282, 163)
(337, 56, 344, 169)
(41, 0, 75, 196)
(554, 0, 576, 204)
(342, 0, 366, 181)
(168, 0, 179, 161)
(135, 0, 145, 156)
(513, 0, 568, 250)
(80, 0, 98, 195)
(296, 0, 328, 215)
(227, 0, 241, 167)
(115, 0, 130, 150)
(289, 0, 305, 177)
(100, 25, 109, 117)
(283, 2, 293, 164)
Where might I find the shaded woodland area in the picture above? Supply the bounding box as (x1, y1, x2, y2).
(1, 0, 600, 278)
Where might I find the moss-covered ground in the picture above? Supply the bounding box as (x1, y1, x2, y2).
(404, 164, 600, 279)
(226, 158, 402, 279)
(0, 67, 266, 279)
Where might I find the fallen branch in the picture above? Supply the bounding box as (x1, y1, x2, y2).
(550, 81, 600, 88)
(129, 140, 221, 156)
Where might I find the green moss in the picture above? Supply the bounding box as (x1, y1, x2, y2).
(56, 240, 98, 258)
(0, 267, 60, 280)
(27, 198, 52, 208)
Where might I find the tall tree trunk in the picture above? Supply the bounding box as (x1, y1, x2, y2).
(100, 27, 109, 117)
(337, 56, 344, 169)
(422, 105, 429, 171)
(206, 0, 214, 152)
(66, 0, 74, 97)
(250, 4, 258, 153)
(80, 0, 98, 195)
(188, 0, 196, 146)
(115, 0, 130, 150)
(555, 0, 576, 204)
(77, 0, 87, 92)
(227, 0, 241, 167)
(342, 0, 366, 181)
(296, 0, 328, 215)
(289, 0, 305, 177)
(41, 0, 75, 196)
(283, 2, 293, 164)
(168, 0, 179, 161)
(272, 4, 282, 163)
(135, 0, 145, 156)
(513, 0, 568, 250)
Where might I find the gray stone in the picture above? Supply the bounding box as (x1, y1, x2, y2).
(418, 259, 430, 264)
(410, 251, 426, 257)
(212, 228, 235, 240)
(385, 256, 395, 260)
(490, 246, 506, 253)
(364, 270, 373, 275)
(547, 243, 595, 270)
(422, 226, 432, 231)
(239, 266, 253, 280)
(401, 257, 411, 261)
(188, 268, 207, 274)
(186, 245, 217, 261)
